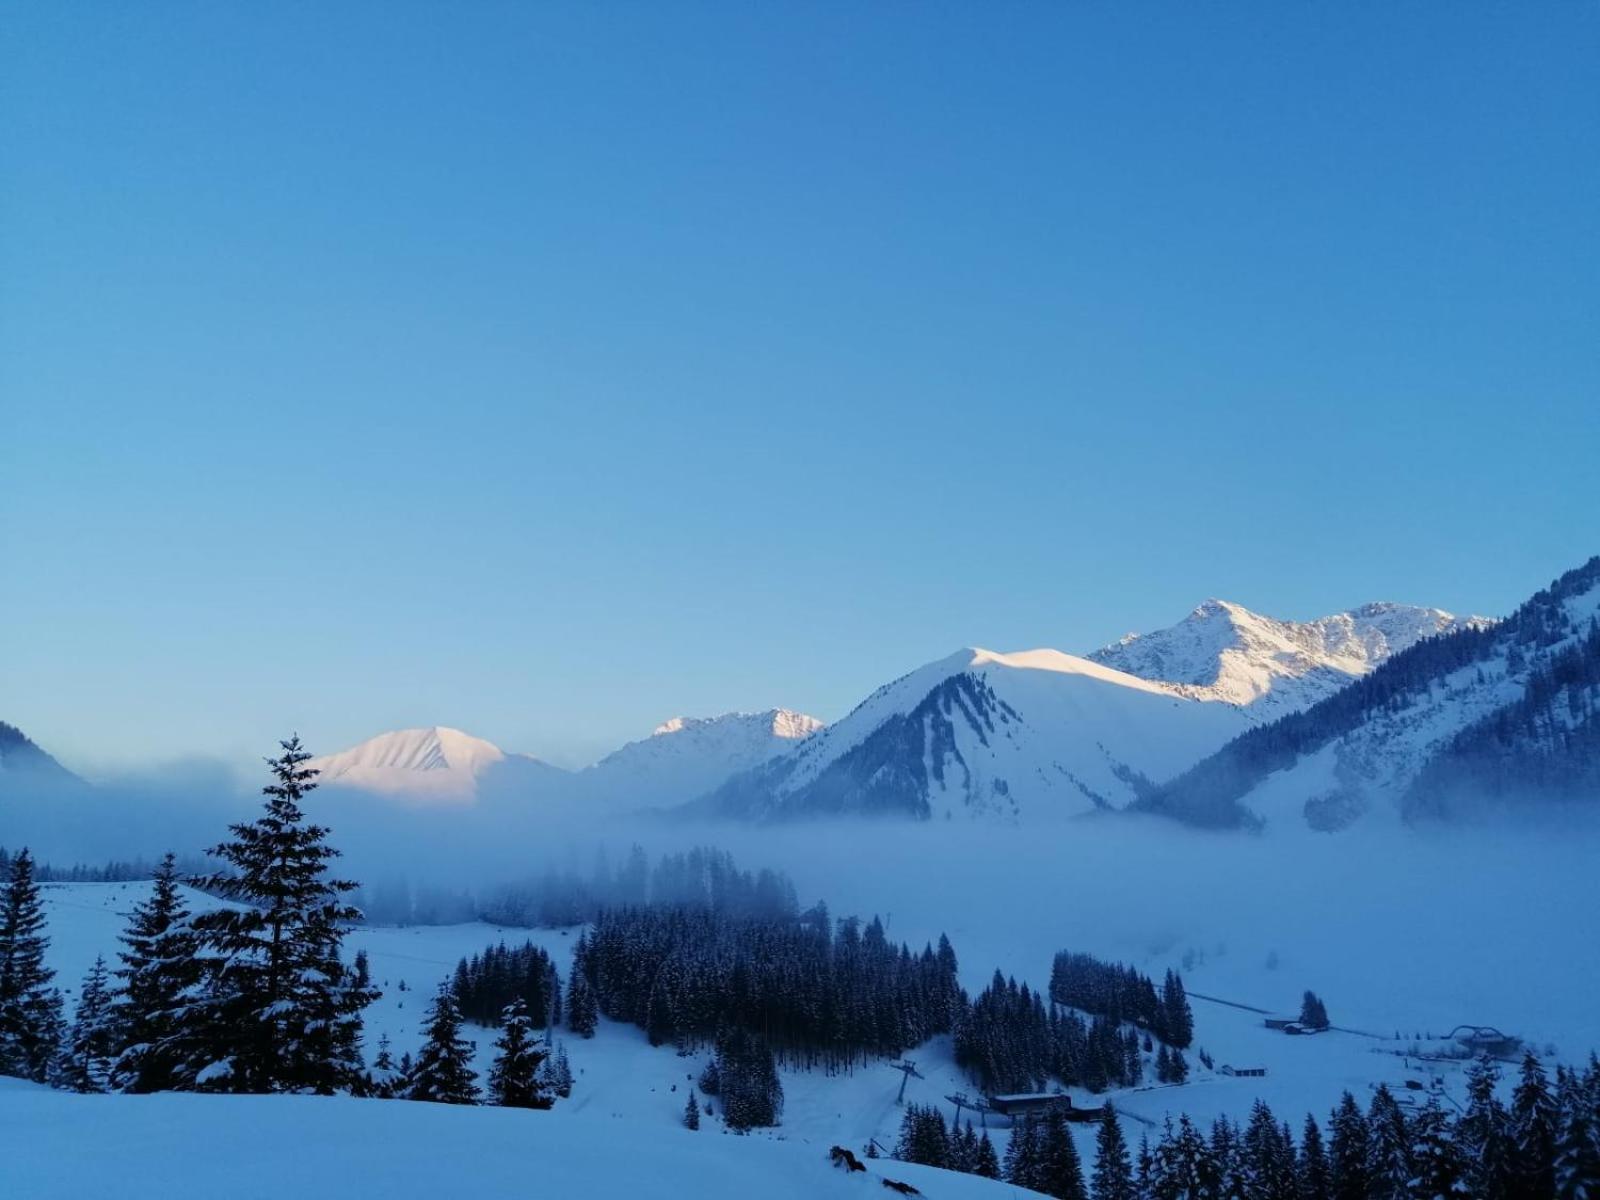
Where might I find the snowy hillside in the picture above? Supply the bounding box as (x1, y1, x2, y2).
(575, 708, 824, 812)
(697, 648, 1248, 822)
(0, 1080, 1023, 1200)
(0, 721, 82, 790)
(1140, 556, 1600, 831)
(1090, 600, 1490, 719)
(308, 727, 569, 805)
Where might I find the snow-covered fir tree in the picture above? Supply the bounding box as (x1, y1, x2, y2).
(1092, 1105, 1136, 1200)
(487, 998, 551, 1110)
(566, 947, 598, 1039)
(0, 848, 64, 1082)
(183, 737, 378, 1094)
(1512, 1049, 1560, 1200)
(683, 1088, 700, 1129)
(409, 982, 479, 1105)
(55, 955, 116, 1093)
(111, 852, 199, 1093)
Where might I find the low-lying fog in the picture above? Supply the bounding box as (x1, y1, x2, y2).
(7, 773, 1598, 1056)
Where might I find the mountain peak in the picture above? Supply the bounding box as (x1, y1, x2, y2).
(1089, 600, 1491, 716)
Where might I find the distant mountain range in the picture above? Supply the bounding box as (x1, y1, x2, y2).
(8, 562, 1595, 835)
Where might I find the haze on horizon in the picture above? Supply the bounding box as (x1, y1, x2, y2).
(3, 4, 1596, 772)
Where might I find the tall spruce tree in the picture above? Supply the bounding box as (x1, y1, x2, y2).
(974, 1128, 1001, 1180)
(487, 998, 551, 1110)
(0, 848, 64, 1082)
(683, 1088, 700, 1129)
(1551, 1063, 1600, 1199)
(1161, 970, 1194, 1049)
(1330, 1091, 1373, 1200)
(1299, 1113, 1332, 1200)
(1038, 1107, 1089, 1200)
(409, 983, 479, 1105)
(566, 952, 598, 1039)
(1512, 1051, 1559, 1200)
(56, 955, 116, 1093)
(1409, 1097, 1466, 1199)
(1366, 1085, 1414, 1200)
(1093, 1104, 1136, 1200)
(1461, 1056, 1514, 1200)
(111, 852, 200, 1092)
(185, 737, 377, 1094)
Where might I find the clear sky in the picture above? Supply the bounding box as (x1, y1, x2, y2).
(3, 3, 1596, 774)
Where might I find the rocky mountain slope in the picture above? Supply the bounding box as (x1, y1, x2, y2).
(1090, 600, 1490, 718)
(1137, 556, 1600, 831)
(694, 648, 1248, 823)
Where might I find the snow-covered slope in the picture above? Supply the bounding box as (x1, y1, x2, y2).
(1141, 557, 1600, 831)
(0, 721, 83, 790)
(308, 727, 569, 805)
(1090, 600, 1490, 718)
(576, 709, 823, 812)
(698, 647, 1248, 823)
(0, 1082, 1024, 1200)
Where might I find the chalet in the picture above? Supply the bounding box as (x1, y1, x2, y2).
(1264, 1017, 1295, 1031)
(1220, 1065, 1267, 1078)
(986, 1093, 1074, 1120)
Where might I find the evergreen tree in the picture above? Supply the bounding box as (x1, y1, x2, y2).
(1007, 1116, 1044, 1192)
(0, 848, 64, 1082)
(1512, 1051, 1559, 1200)
(974, 1129, 1001, 1180)
(487, 998, 551, 1110)
(111, 852, 199, 1092)
(683, 1088, 700, 1129)
(1243, 1098, 1298, 1200)
(1093, 1104, 1136, 1200)
(544, 1042, 573, 1099)
(367, 1032, 404, 1099)
(1552, 1065, 1599, 1200)
(1409, 1098, 1466, 1199)
(1299, 1113, 1332, 1200)
(1461, 1056, 1514, 1200)
(56, 955, 115, 1093)
(1161, 970, 1194, 1049)
(408, 983, 479, 1104)
(566, 948, 598, 1038)
(1330, 1092, 1373, 1200)
(1299, 991, 1330, 1031)
(185, 738, 377, 1093)
(715, 1028, 781, 1129)
(1367, 1085, 1414, 1200)
(1038, 1107, 1089, 1200)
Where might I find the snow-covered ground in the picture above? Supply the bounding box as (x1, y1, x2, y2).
(0, 1077, 1025, 1200)
(27, 818, 1600, 1197)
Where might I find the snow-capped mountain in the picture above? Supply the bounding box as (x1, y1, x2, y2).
(576, 708, 823, 811)
(308, 727, 569, 804)
(1140, 556, 1600, 832)
(696, 647, 1249, 823)
(1090, 600, 1491, 718)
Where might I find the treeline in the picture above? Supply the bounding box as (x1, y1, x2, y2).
(1406, 616, 1600, 819)
(0, 736, 574, 1114)
(1049, 955, 1194, 1048)
(955, 971, 1150, 1094)
(451, 942, 562, 1029)
(903, 1053, 1600, 1200)
(0, 847, 210, 885)
(575, 905, 962, 1070)
(362, 844, 800, 928)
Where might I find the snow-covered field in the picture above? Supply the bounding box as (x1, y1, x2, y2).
(0, 1077, 1024, 1200)
(23, 816, 1600, 1198)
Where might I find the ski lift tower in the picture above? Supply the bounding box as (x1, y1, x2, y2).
(889, 1059, 925, 1105)
(945, 1091, 995, 1129)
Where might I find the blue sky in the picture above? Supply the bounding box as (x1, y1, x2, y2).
(3, 3, 1596, 772)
